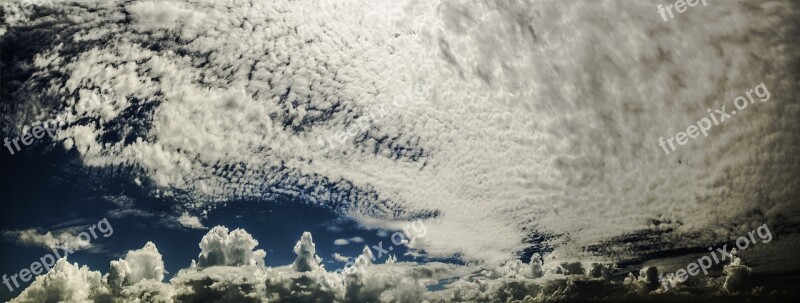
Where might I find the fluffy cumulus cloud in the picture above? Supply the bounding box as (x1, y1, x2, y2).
(196, 226, 266, 267)
(107, 242, 166, 292)
(2, 0, 800, 301)
(10, 242, 172, 303)
(292, 232, 323, 272)
(8, 226, 778, 302)
(10, 259, 111, 303)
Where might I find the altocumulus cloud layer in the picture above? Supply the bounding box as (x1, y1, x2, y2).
(2, 0, 799, 301)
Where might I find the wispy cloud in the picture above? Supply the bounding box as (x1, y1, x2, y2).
(3, 228, 92, 251)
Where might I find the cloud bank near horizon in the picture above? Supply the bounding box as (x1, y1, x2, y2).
(9, 226, 778, 303)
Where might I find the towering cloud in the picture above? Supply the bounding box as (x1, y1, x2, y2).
(108, 242, 166, 291)
(292, 232, 323, 272)
(196, 226, 266, 267)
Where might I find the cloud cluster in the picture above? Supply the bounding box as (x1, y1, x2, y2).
(10, 243, 170, 303)
(2, 0, 798, 282)
(10, 259, 110, 303)
(10, 226, 779, 302)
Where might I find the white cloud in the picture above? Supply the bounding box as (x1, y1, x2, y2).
(292, 232, 323, 272)
(333, 252, 351, 263)
(107, 242, 166, 291)
(3, 0, 798, 279)
(10, 259, 110, 303)
(177, 212, 207, 230)
(333, 239, 349, 246)
(12, 227, 771, 302)
(118, 279, 175, 303)
(722, 249, 751, 294)
(349, 236, 365, 243)
(196, 226, 266, 267)
(4, 228, 92, 251)
(171, 265, 269, 302)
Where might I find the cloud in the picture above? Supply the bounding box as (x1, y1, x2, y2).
(333, 253, 351, 263)
(10, 242, 172, 302)
(3, 228, 93, 251)
(108, 242, 166, 291)
(10, 259, 110, 303)
(196, 226, 266, 267)
(722, 249, 751, 294)
(118, 279, 175, 303)
(334, 239, 350, 246)
(292, 232, 323, 272)
(2, 0, 798, 280)
(177, 212, 207, 230)
(348, 236, 365, 243)
(171, 265, 268, 303)
(8, 227, 780, 302)
(326, 225, 344, 232)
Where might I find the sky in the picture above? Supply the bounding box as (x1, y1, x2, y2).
(0, 0, 799, 302)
